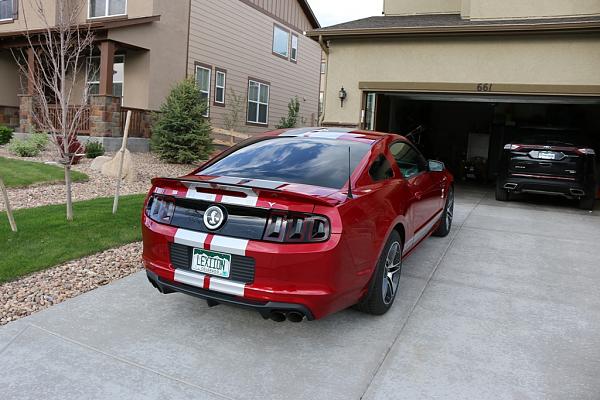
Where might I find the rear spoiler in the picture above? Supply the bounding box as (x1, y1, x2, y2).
(151, 177, 342, 207)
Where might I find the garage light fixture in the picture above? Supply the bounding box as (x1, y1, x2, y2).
(339, 87, 347, 107)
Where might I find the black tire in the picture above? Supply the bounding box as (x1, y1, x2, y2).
(495, 182, 510, 202)
(579, 195, 595, 211)
(434, 186, 454, 237)
(355, 231, 403, 316)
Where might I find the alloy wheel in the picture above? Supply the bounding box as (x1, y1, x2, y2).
(382, 241, 402, 305)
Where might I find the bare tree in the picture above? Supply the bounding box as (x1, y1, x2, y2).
(12, 0, 95, 221)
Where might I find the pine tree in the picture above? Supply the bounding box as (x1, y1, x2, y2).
(152, 78, 213, 163)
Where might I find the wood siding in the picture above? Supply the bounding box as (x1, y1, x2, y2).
(188, 0, 321, 135)
(241, 0, 315, 33)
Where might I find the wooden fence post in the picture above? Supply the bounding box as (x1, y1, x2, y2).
(0, 177, 17, 232)
(112, 110, 132, 214)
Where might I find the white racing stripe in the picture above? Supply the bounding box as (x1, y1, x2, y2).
(186, 186, 217, 202)
(174, 269, 206, 289)
(305, 132, 346, 139)
(209, 277, 245, 297)
(210, 235, 249, 256)
(174, 229, 208, 248)
(221, 195, 258, 207)
(405, 210, 444, 250)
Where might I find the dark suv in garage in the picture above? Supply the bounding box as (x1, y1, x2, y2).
(496, 131, 597, 210)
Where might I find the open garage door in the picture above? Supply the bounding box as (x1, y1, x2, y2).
(366, 92, 600, 185)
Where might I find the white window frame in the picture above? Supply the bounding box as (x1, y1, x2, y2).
(272, 24, 290, 58)
(195, 65, 211, 117)
(247, 80, 270, 125)
(290, 34, 298, 62)
(365, 93, 376, 130)
(0, 0, 14, 21)
(88, 0, 127, 19)
(214, 70, 226, 105)
(320, 60, 326, 74)
(86, 54, 125, 98)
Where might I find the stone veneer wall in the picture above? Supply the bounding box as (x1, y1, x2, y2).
(90, 95, 122, 137)
(0, 105, 19, 128)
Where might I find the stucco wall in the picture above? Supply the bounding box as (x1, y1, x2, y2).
(468, 0, 600, 20)
(0, 52, 19, 107)
(384, 0, 460, 16)
(323, 34, 600, 126)
(187, 0, 322, 135)
(107, 0, 189, 110)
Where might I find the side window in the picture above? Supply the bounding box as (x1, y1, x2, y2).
(369, 155, 394, 182)
(389, 142, 427, 179)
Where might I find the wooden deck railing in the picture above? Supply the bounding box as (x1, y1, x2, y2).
(37, 105, 90, 135)
(120, 107, 152, 138)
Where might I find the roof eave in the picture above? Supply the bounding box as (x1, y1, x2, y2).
(298, 0, 320, 29)
(308, 21, 600, 40)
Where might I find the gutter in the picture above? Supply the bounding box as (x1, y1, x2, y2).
(307, 20, 600, 40)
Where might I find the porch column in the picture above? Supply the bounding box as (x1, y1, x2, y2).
(90, 41, 122, 137)
(98, 41, 116, 96)
(19, 48, 36, 133)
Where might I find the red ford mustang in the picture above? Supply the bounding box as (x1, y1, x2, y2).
(142, 128, 454, 321)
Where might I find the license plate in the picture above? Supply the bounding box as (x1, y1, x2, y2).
(538, 151, 556, 160)
(191, 248, 232, 278)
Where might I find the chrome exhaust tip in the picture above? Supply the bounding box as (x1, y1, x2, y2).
(269, 311, 286, 323)
(504, 183, 518, 190)
(286, 312, 304, 323)
(570, 189, 585, 197)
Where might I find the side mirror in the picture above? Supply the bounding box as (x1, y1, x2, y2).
(428, 160, 445, 172)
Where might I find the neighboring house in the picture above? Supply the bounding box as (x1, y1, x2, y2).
(309, 0, 600, 176)
(0, 0, 321, 142)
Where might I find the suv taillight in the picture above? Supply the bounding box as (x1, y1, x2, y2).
(577, 148, 596, 155)
(146, 195, 175, 224)
(504, 144, 521, 151)
(263, 212, 330, 243)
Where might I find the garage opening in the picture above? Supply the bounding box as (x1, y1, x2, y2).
(365, 92, 600, 187)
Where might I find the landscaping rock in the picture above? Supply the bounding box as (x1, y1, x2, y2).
(90, 155, 111, 171)
(0, 146, 194, 211)
(0, 242, 143, 326)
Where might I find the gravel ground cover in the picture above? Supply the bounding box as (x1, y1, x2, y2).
(0, 242, 142, 326)
(0, 145, 196, 326)
(0, 145, 195, 211)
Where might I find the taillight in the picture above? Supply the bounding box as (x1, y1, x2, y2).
(146, 195, 175, 224)
(504, 144, 521, 151)
(577, 148, 596, 155)
(263, 212, 330, 243)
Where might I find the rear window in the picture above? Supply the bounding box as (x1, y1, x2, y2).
(515, 132, 584, 147)
(199, 137, 371, 189)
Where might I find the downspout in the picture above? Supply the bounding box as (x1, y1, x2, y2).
(318, 35, 329, 126)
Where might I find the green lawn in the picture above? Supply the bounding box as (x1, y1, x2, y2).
(0, 156, 88, 188)
(0, 195, 145, 283)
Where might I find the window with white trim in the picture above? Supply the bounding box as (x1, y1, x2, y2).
(247, 80, 269, 125)
(272, 25, 289, 58)
(89, 0, 126, 19)
(291, 34, 298, 62)
(215, 70, 226, 105)
(87, 55, 125, 97)
(320, 60, 326, 74)
(0, 0, 14, 21)
(195, 65, 211, 117)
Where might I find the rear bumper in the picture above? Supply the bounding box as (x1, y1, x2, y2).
(142, 215, 370, 320)
(501, 176, 589, 197)
(146, 269, 315, 320)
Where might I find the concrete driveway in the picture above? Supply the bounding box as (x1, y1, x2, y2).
(1, 187, 599, 400)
